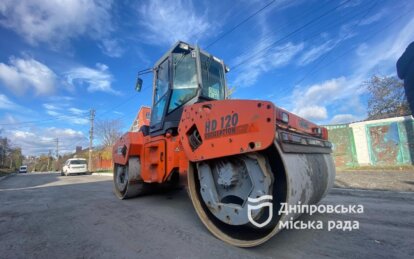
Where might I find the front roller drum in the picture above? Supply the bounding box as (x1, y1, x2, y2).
(187, 142, 335, 247)
(187, 153, 279, 247)
(113, 157, 149, 199)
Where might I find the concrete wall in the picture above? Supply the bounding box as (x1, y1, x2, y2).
(325, 116, 414, 167)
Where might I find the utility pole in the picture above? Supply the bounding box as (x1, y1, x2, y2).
(47, 149, 51, 171)
(55, 138, 59, 171)
(89, 109, 95, 172)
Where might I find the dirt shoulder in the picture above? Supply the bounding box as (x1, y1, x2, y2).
(335, 169, 414, 192)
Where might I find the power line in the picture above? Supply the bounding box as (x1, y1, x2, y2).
(0, 116, 78, 126)
(254, 0, 379, 99)
(292, 1, 379, 87)
(95, 93, 139, 118)
(292, 4, 409, 88)
(230, 1, 370, 96)
(230, 0, 352, 71)
(228, 1, 333, 59)
(95, 85, 153, 121)
(0, 92, 144, 127)
(205, 0, 277, 49)
(0, 109, 90, 126)
(270, 5, 410, 103)
(0, 92, 143, 127)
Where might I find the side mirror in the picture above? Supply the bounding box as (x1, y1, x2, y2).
(135, 77, 143, 92)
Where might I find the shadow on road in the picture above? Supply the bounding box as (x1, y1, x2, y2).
(0, 173, 61, 191)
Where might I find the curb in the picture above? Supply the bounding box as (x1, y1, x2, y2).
(92, 172, 113, 176)
(0, 173, 16, 182)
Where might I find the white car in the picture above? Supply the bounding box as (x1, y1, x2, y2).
(19, 165, 28, 173)
(61, 158, 89, 176)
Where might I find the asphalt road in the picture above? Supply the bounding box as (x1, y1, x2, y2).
(0, 173, 413, 259)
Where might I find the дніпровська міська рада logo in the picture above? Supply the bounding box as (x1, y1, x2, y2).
(247, 195, 273, 228)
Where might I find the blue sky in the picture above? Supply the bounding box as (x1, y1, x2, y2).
(0, 0, 413, 156)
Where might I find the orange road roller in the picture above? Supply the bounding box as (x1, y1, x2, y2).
(112, 41, 335, 247)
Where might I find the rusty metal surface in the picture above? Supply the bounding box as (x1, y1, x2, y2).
(367, 122, 401, 165)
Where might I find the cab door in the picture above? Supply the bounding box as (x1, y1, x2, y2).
(141, 139, 166, 183)
(150, 58, 170, 133)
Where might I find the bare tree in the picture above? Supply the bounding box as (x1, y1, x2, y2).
(366, 75, 412, 120)
(95, 119, 123, 147)
(0, 136, 11, 168)
(226, 84, 235, 99)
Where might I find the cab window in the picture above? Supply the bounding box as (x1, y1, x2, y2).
(154, 60, 169, 102)
(151, 59, 169, 126)
(168, 52, 198, 113)
(200, 54, 225, 100)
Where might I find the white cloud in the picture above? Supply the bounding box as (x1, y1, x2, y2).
(43, 102, 88, 125)
(49, 96, 74, 102)
(100, 39, 125, 58)
(43, 103, 58, 110)
(293, 77, 347, 107)
(232, 41, 304, 87)
(330, 114, 359, 124)
(65, 63, 119, 95)
(340, 0, 362, 9)
(113, 111, 124, 116)
(290, 77, 357, 122)
(359, 9, 387, 26)
(0, 0, 114, 48)
(298, 26, 357, 67)
(295, 105, 328, 121)
(0, 94, 21, 110)
(46, 110, 60, 117)
(286, 16, 414, 123)
(137, 0, 211, 46)
(355, 16, 414, 78)
(0, 114, 21, 126)
(356, 43, 368, 57)
(0, 57, 57, 95)
(6, 127, 87, 156)
(298, 40, 337, 66)
(68, 108, 87, 115)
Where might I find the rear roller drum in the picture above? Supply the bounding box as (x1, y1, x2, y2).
(113, 157, 149, 199)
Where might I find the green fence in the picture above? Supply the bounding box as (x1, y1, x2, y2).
(325, 124, 358, 168)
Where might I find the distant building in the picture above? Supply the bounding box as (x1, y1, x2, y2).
(130, 106, 151, 132)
